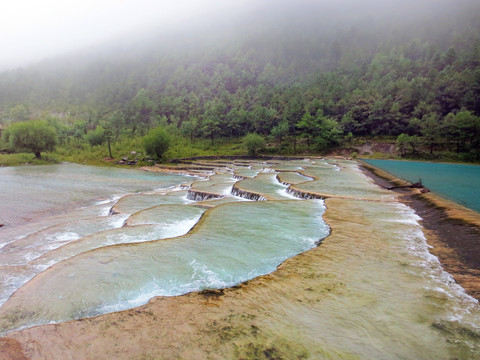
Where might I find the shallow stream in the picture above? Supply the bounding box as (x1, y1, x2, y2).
(0, 159, 479, 358)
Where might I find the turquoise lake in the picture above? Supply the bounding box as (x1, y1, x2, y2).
(363, 159, 480, 213)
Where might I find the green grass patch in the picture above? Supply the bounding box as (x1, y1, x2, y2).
(0, 153, 60, 166)
(52, 136, 247, 167)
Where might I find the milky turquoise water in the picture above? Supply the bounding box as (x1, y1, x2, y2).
(0, 161, 329, 333)
(363, 159, 480, 212)
(0, 163, 193, 226)
(0, 159, 479, 359)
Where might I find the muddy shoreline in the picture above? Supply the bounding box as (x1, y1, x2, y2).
(359, 160, 480, 300)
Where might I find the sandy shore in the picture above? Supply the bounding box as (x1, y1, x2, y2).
(359, 160, 480, 299)
(1, 159, 479, 359)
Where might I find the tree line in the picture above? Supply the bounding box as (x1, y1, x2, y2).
(0, 1, 479, 160)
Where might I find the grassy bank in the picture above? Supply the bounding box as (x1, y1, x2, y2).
(341, 136, 480, 164)
(56, 137, 246, 165)
(0, 153, 60, 167)
(2, 135, 479, 167)
(0, 136, 247, 167)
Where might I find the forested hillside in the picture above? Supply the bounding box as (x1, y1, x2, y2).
(1, 0, 480, 159)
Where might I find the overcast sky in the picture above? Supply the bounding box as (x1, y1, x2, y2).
(0, 0, 470, 71)
(0, 0, 262, 71)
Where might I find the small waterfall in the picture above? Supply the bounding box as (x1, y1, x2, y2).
(276, 172, 315, 187)
(187, 189, 224, 202)
(231, 185, 266, 201)
(276, 174, 290, 187)
(178, 184, 192, 191)
(286, 187, 325, 200)
(109, 195, 125, 215)
(109, 208, 121, 215)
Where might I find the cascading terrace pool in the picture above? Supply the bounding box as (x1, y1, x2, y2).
(0, 158, 479, 359)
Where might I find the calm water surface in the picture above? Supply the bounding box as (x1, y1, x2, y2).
(363, 159, 480, 212)
(0, 163, 192, 226)
(0, 160, 479, 359)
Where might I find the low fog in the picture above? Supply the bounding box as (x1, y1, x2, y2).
(0, 0, 257, 71)
(0, 0, 477, 71)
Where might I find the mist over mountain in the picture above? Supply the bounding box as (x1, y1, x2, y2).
(1, 0, 479, 159)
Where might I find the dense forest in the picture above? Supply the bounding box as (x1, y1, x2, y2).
(1, 0, 480, 161)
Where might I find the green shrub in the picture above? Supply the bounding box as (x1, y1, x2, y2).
(142, 127, 171, 159)
(243, 133, 265, 157)
(4, 120, 57, 158)
(86, 126, 105, 146)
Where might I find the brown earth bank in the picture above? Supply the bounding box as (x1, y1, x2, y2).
(359, 160, 480, 300)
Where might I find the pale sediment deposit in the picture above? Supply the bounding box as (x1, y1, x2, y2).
(0, 158, 479, 359)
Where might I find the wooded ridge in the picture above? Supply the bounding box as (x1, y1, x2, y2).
(0, 0, 479, 161)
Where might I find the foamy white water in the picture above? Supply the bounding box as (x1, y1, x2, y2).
(0, 160, 479, 359)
